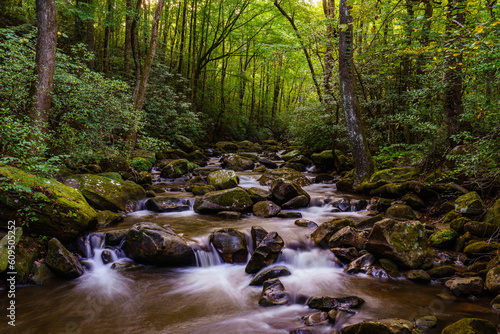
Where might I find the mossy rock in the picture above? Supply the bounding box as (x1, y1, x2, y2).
(130, 157, 153, 172)
(0, 227, 23, 272)
(270, 178, 310, 206)
(370, 167, 421, 183)
(247, 187, 272, 203)
(485, 267, 500, 294)
(160, 159, 190, 178)
(428, 229, 458, 249)
(0, 166, 97, 242)
(441, 318, 496, 334)
(259, 167, 311, 187)
(207, 169, 239, 190)
(311, 218, 356, 248)
(96, 210, 124, 227)
(190, 185, 216, 196)
(98, 155, 130, 172)
(193, 187, 253, 214)
(455, 191, 484, 216)
(341, 318, 414, 334)
(173, 134, 195, 153)
(385, 204, 417, 220)
(464, 241, 500, 257)
(464, 221, 498, 238)
(221, 154, 255, 171)
(156, 148, 188, 160)
(402, 193, 425, 210)
(443, 211, 461, 224)
(66, 174, 146, 212)
(30, 260, 54, 284)
(253, 201, 281, 218)
(483, 198, 500, 226)
(370, 181, 423, 199)
(282, 150, 300, 162)
(98, 172, 123, 181)
(45, 238, 84, 278)
(15, 235, 45, 284)
(215, 141, 239, 152)
(449, 216, 471, 233)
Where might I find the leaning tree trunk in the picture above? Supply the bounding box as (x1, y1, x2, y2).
(338, 0, 374, 185)
(29, 0, 58, 151)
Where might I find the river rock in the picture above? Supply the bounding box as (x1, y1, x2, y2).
(247, 187, 272, 203)
(483, 198, 500, 225)
(312, 218, 356, 248)
(215, 141, 239, 152)
(307, 296, 365, 311)
(450, 216, 470, 233)
(221, 154, 255, 171)
(251, 226, 268, 249)
(415, 315, 437, 329)
(356, 214, 386, 229)
(67, 174, 146, 212)
(289, 328, 315, 334)
(282, 150, 300, 161)
(258, 168, 311, 187)
(331, 247, 359, 263)
(441, 318, 496, 334)
(385, 204, 417, 220)
(160, 159, 190, 178)
(145, 197, 190, 212)
(283, 162, 306, 172)
(30, 260, 55, 284)
(344, 253, 376, 274)
(369, 181, 424, 199)
(95, 210, 124, 228)
(105, 229, 128, 246)
(173, 134, 194, 153)
(249, 266, 291, 286)
(121, 222, 195, 266)
(311, 150, 340, 172)
(455, 191, 484, 216)
(428, 229, 458, 249)
(258, 278, 289, 306)
(282, 195, 310, 209)
(277, 211, 302, 218)
(258, 158, 278, 169)
(207, 169, 239, 190)
(0, 227, 23, 272)
(210, 228, 248, 264)
(404, 269, 431, 284)
(270, 178, 310, 206)
(253, 201, 281, 218)
(193, 187, 253, 214)
(130, 157, 153, 173)
(464, 241, 500, 257)
(328, 226, 367, 249)
(45, 238, 84, 278)
(193, 166, 222, 177)
(295, 219, 318, 228)
(464, 221, 498, 237)
(191, 185, 216, 196)
(302, 312, 330, 326)
(156, 148, 188, 160)
(445, 276, 484, 296)
(366, 218, 428, 269)
(427, 265, 457, 278)
(245, 232, 284, 274)
(485, 267, 500, 294)
(341, 318, 413, 334)
(218, 211, 242, 219)
(0, 166, 97, 242)
(136, 171, 153, 185)
(379, 258, 400, 277)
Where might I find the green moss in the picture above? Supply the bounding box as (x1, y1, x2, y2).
(443, 211, 461, 224)
(464, 241, 500, 256)
(207, 169, 239, 190)
(441, 318, 496, 334)
(130, 157, 153, 172)
(484, 198, 500, 226)
(0, 227, 23, 272)
(258, 167, 311, 187)
(370, 167, 421, 183)
(98, 172, 124, 181)
(455, 191, 484, 215)
(429, 229, 458, 248)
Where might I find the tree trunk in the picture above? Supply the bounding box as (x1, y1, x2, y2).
(29, 0, 57, 151)
(124, 0, 133, 75)
(131, 0, 142, 88)
(323, 0, 336, 115)
(103, 0, 113, 73)
(177, 0, 188, 74)
(339, 0, 374, 184)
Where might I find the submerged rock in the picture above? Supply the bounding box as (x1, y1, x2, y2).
(245, 232, 284, 274)
(45, 238, 84, 278)
(441, 318, 496, 334)
(249, 266, 291, 286)
(210, 228, 248, 264)
(258, 278, 289, 306)
(193, 187, 253, 214)
(415, 316, 437, 329)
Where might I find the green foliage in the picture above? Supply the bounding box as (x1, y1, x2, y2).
(130, 157, 153, 172)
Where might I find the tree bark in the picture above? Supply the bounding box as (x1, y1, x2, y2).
(339, 0, 374, 184)
(177, 0, 188, 74)
(323, 0, 336, 115)
(124, 0, 133, 75)
(29, 0, 57, 149)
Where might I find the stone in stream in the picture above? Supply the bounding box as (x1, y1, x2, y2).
(328, 226, 367, 249)
(485, 267, 500, 294)
(207, 169, 239, 190)
(258, 157, 278, 169)
(96, 210, 124, 228)
(311, 218, 356, 248)
(247, 187, 272, 203)
(173, 134, 195, 153)
(344, 253, 376, 274)
(415, 316, 437, 329)
(307, 296, 365, 311)
(30, 260, 55, 284)
(441, 318, 496, 334)
(258, 167, 312, 187)
(270, 178, 310, 206)
(301, 311, 330, 326)
(283, 162, 306, 172)
(245, 232, 284, 274)
(251, 226, 268, 250)
(193, 166, 222, 177)
(221, 154, 256, 171)
(404, 269, 431, 284)
(121, 222, 195, 266)
(444, 276, 484, 296)
(190, 185, 216, 196)
(160, 159, 190, 178)
(258, 278, 289, 306)
(282, 195, 310, 209)
(294, 219, 318, 228)
(210, 228, 248, 264)
(249, 266, 292, 286)
(145, 197, 190, 212)
(217, 211, 242, 219)
(331, 247, 359, 264)
(193, 187, 253, 214)
(455, 191, 485, 216)
(45, 238, 85, 279)
(289, 328, 315, 334)
(101, 250, 113, 264)
(277, 211, 302, 219)
(253, 201, 281, 218)
(385, 204, 417, 220)
(428, 228, 458, 249)
(341, 318, 413, 334)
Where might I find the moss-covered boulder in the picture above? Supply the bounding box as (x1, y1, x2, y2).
(455, 191, 484, 216)
(215, 141, 239, 152)
(121, 222, 195, 266)
(193, 187, 253, 214)
(281, 150, 300, 162)
(385, 204, 417, 220)
(67, 174, 146, 212)
(311, 218, 356, 248)
(402, 193, 425, 210)
(0, 166, 97, 242)
(370, 181, 424, 199)
(485, 267, 500, 294)
(259, 168, 311, 187)
(366, 219, 428, 269)
(341, 318, 413, 334)
(247, 187, 272, 203)
(30, 260, 54, 284)
(173, 134, 195, 153)
(45, 238, 84, 278)
(98, 155, 130, 172)
(483, 198, 500, 225)
(441, 318, 496, 334)
(190, 185, 216, 196)
(221, 154, 256, 171)
(428, 229, 458, 249)
(464, 241, 500, 257)
(464, 221, 498, 237)
(136, 171, 153, 185)
(328, 226, 367, 250)
(207, 169, 239, 190)
(270, 178, 310, 206)
(253, 201, 281, 218)
(371, 167, 421, 183)
(145, 197, 190, 212)
(0, 227, 23, 272)
(450, 216, 470, 233)
(156, 148, 188, 160)
(160, 159, 191, 178)
(210, 228, 248, 264)
(99, 172, 123, 181)
(130, 157, 153, 172)
(445, 276, 484, 296)
(15, 235, 45, 284)
(96, 210, 124, 227)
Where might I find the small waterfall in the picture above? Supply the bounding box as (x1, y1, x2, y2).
(191, 237, 223, 267)
(134, 198, 149, 211)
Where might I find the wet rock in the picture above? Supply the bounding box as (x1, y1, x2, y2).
(111, 262, 142, 272)
(428, 229, 458, 249)
(160, 159, 190, 178)
(250, 266, 292, 286)
(331, 247, 359, 263)
(356, 214, 386, 229)
(121, 222, 195, 266)
(367, 198, 392, 212)
(415, 316, 437, 329)
(277, 212, 303, 219)
(345, 253, 376, 274)
(311, 218, 356, 248)
(455, 191, 484, 216)
(464, 241, 500, 257)
(307, 296, 365, 311)
(366, 218, 428, 269)
(351, 199, 369, 212)
(259, 167, 312, 187)
(253, 166, 266, 173)
(247, 187, 272, 203)
(258, 158, 278, 169)
(253, 201, 281, 218)
(218, 211, 242, 219)
(193, 166, 222, 177)
(193, 187, 253, 214)
(385, 204, 417, 220)
(284, 162, 306, 172)
(427, 265, 456, 278)
(0, 227, 23, 272)
(190, 185, 216, 196)
(302, 311, 329, 326)
(464, 221, 498, 238)
(328, 226, 367, 249)
(251, 226, 268, 249)
(445, 276, 484, 296)
(295, 219, 318, 228)
(30, 260, 55, 284)
(215, 141, 239, 152)
(290, 328, 315, 334)
(245, 232, 284, 274)
(45, 238, 84, 278)
(145, 197, 190, 212)
(258, 278, 289, 306)
(156, 148, 188, 160)
(207, 169, 239, 190)
(105, 229, 128, 246)
(441, 318, 496, 334)
(485, 267, 500, 294)
(341, 318, 413, 334)
(136, 171, 153, 185)
(450, 216, 470, 234)
(173, 134, 195, 153)
(282, 195, 310, 209)
(221, 154, 255, 171)
(404, 269, 431, 284)
(402, 193, 425, 210)
(210, 228, 248, 264)
(370, 181, 423, 199)
(315, 174, 334, 183)
(379, 258, 399, 278)
(101, 250, 113, 264)
(270, 178, 310, 206)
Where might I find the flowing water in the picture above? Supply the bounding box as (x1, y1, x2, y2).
(3, 159, 499, 333)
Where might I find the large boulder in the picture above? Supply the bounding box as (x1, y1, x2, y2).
(207, 169, 239, 190)
(0, 166, 97, 242)
(258, 278, 289, 306)
(121, 222, 195, 266)
(45, 238, 84, 278)
(160, 159, 191, 178)
(173, 134, 195, 153)
(245, 232, 284, 274)
(247, 187, 272, 203)
(130, 157, 153, 172)
(193, 187, 253, 214)
(428, 229, 458, 249)
(366, 219, 428, 269)
(328, 226, 367, 249)
(311, 218, 356, 248)
(193, 166, 222, 177)
(385, 204, 417, 220)
(270, 178, 310, 206)
(145, 197, 190, 212)
(455, 191, 484, 216)
(210, 228, 248, 264)
(485, 267, 500, 294)
(483, 198, 500, 225)
(221, 154, 255, 171)
(215, 141, 239, 152)
(253, 201, 281, 218)
(67, 174, 146, 212)
(444, 276, 484, 296)
(307, 296, 365, 311)
(259, 168, 311, 187)
(441, 318, 496, 334)
(341, 318, 413, 334)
